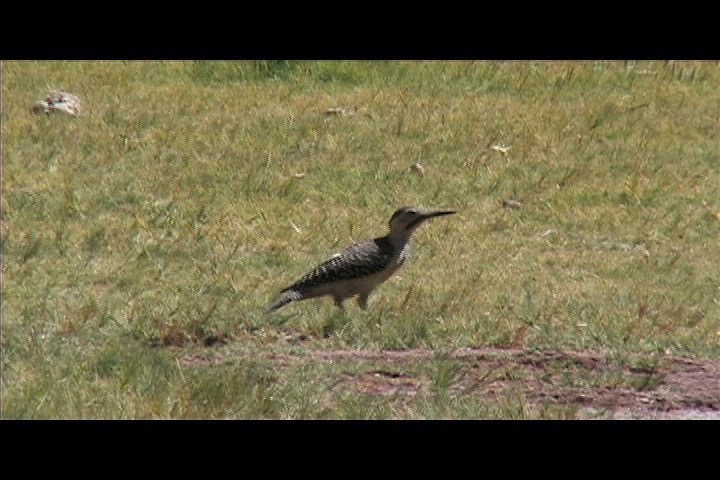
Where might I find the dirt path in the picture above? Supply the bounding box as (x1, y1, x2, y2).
(183, 347, 720, 419)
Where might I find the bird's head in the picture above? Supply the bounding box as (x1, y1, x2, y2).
(388, 206, 456, 235)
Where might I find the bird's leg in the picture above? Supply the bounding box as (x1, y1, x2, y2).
(357, 292, 370, 311)
(333, 295, 346, 311)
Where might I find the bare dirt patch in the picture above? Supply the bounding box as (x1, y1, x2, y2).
(181, 347, 720, 419)
(341, 370, 423, 397)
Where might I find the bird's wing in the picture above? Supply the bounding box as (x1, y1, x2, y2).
(286, 238, 394, 291)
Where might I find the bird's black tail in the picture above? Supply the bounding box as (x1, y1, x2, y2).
(264, 289, 303, 313)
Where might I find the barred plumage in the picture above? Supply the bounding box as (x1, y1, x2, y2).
(291, 237, 397, 288)
(265, 206, 455, 312)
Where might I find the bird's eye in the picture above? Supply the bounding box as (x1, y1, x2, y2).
(407, 209, 418, 215)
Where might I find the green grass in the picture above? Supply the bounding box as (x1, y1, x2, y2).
(2, 60, 719, 419)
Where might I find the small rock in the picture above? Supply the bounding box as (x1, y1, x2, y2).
(410, 162, 426, 176)
(502, 199, 522, 210)
(324, 107, 355, 117)
(30, 90, 82, 116)
(491, 144, 511, 154)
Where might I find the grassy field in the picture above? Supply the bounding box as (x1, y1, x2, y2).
(2, 60, 719, 419)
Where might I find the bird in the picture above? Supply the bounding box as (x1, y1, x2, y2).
(265, 206, 456, 312)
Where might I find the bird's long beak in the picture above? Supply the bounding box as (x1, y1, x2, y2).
(422, 209, 456, 219)
(408, 209, 456, 229)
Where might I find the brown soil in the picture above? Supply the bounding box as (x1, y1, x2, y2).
(181, 347, 720, 419)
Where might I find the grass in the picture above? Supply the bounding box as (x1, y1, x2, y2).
(2, 60, 719, 419)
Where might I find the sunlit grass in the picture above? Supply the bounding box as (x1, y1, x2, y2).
(2, 60, 719, 418)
